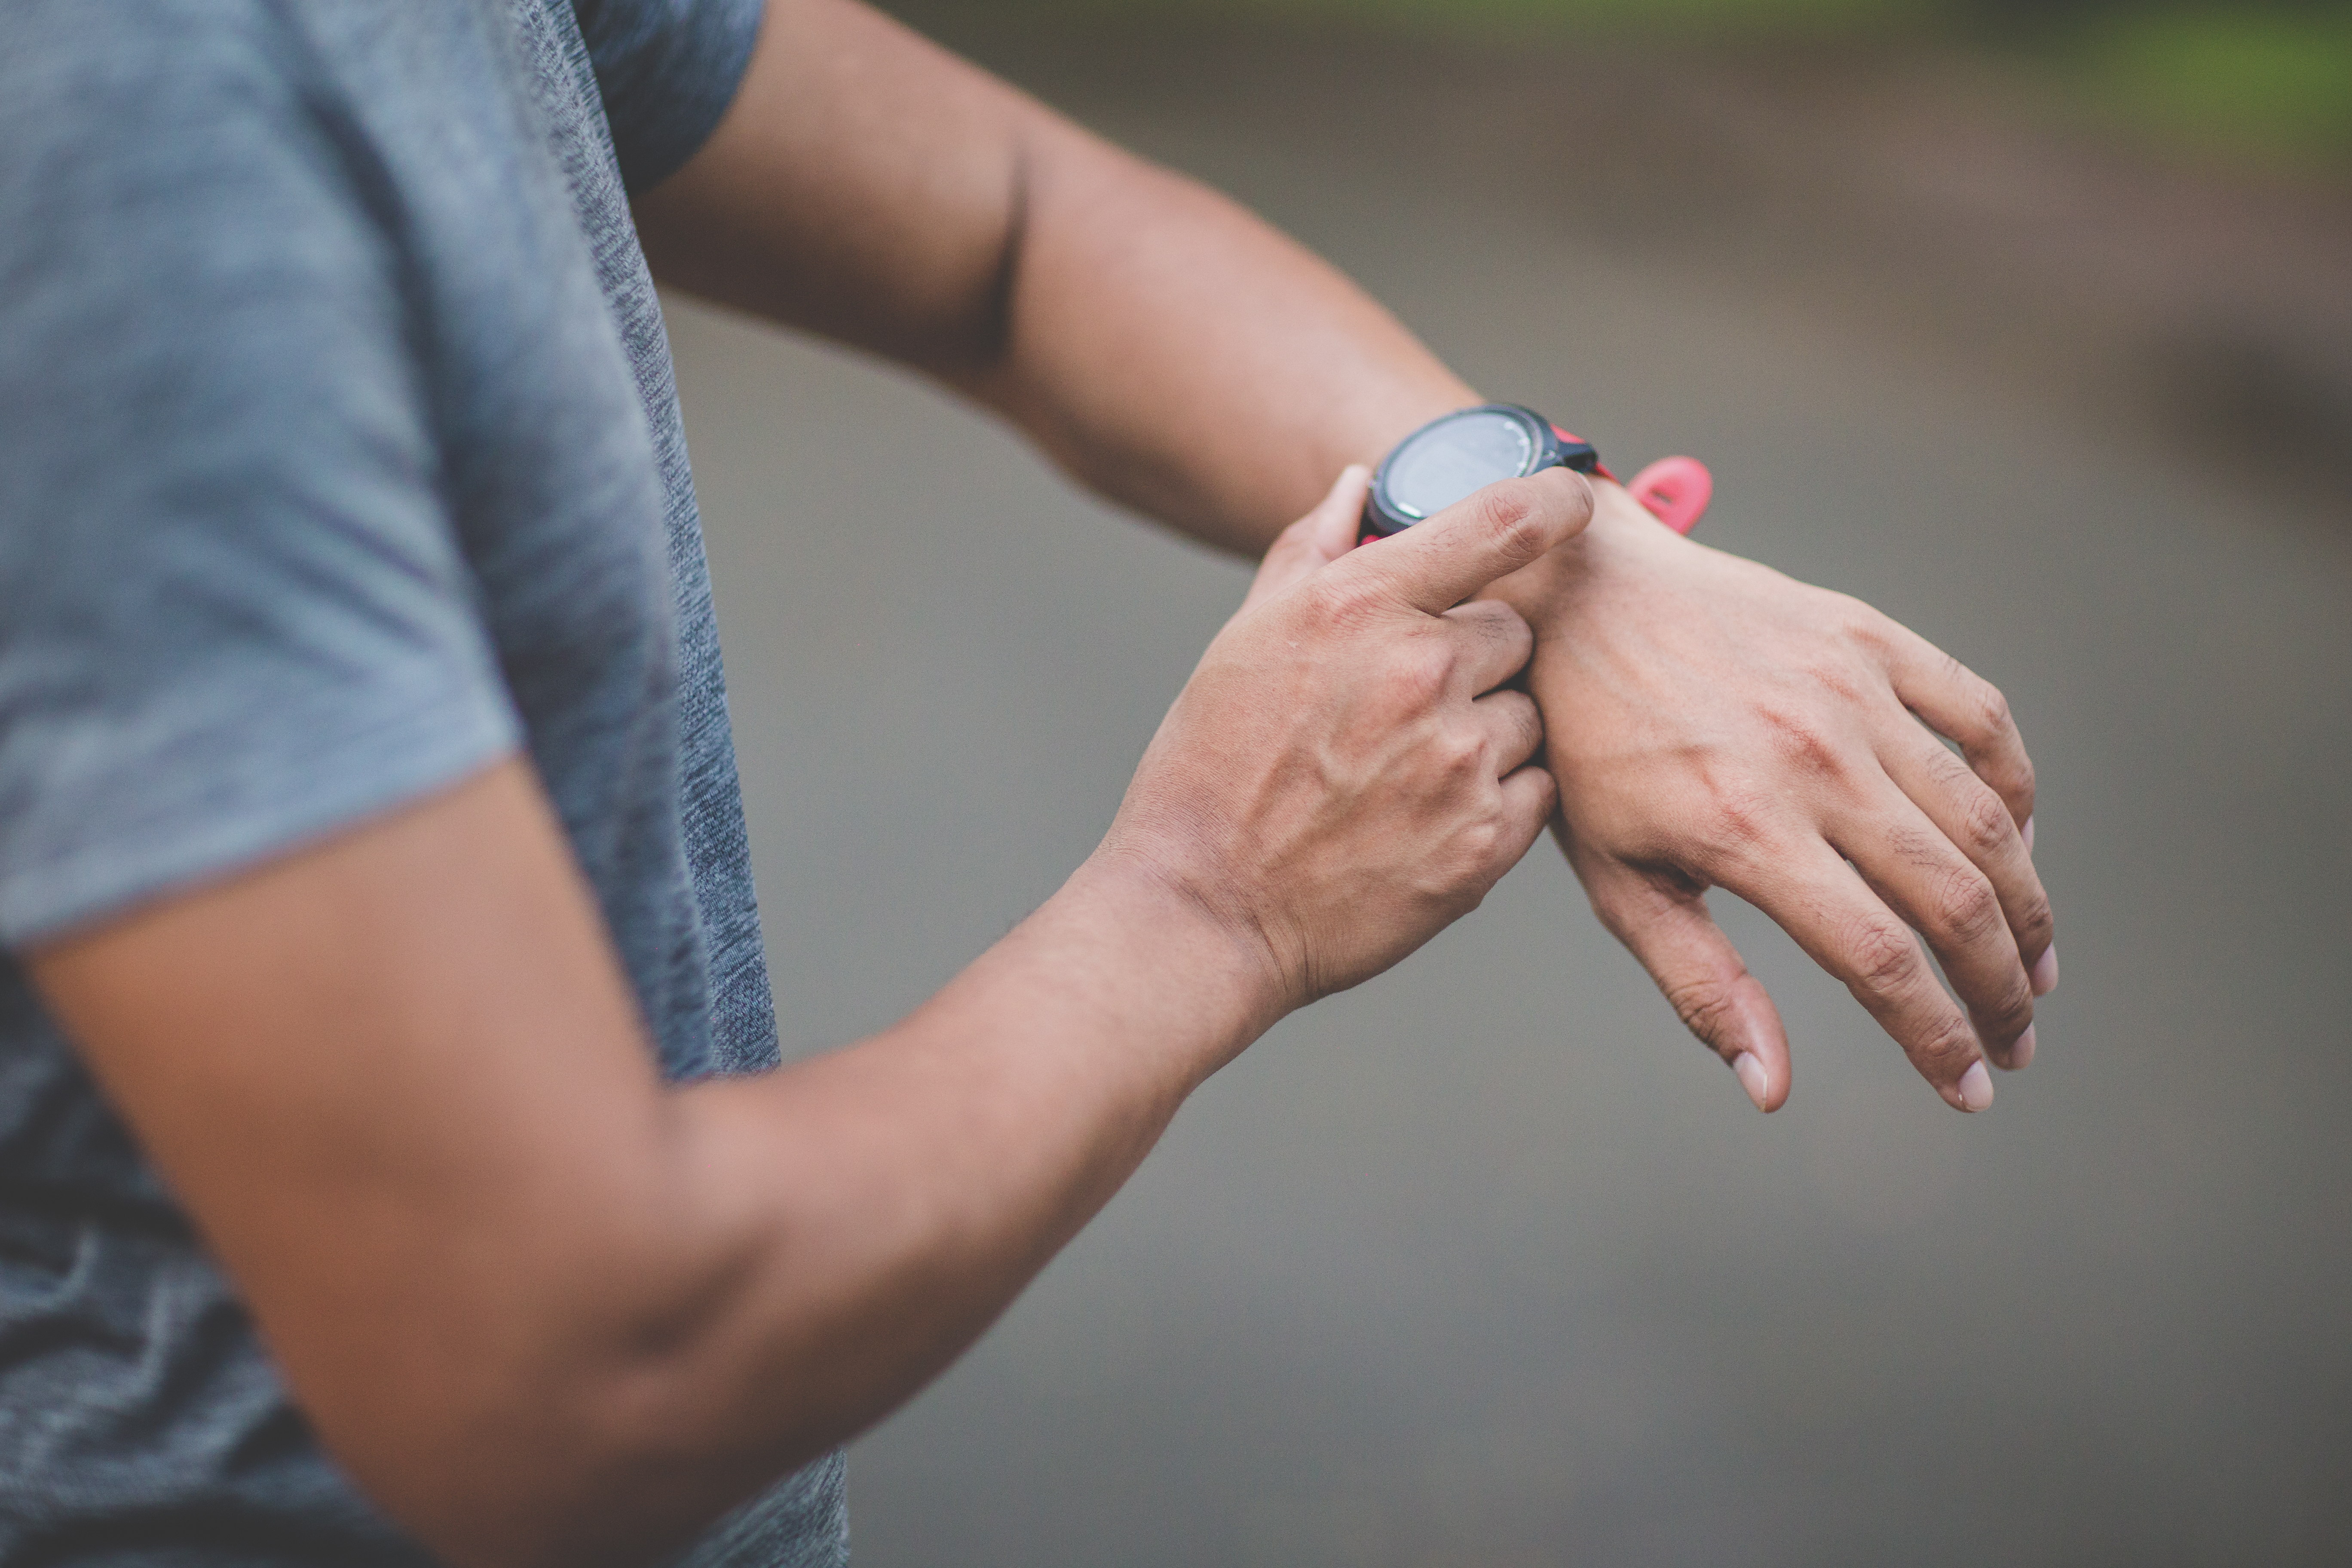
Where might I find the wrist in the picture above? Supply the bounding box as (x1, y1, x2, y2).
(1058, 846, 1295, 1076)
(1483, 480, 1681, 620)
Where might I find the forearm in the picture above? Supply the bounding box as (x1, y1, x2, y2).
(1478, 477, 1654, 624)
(36, 762, 1281, 1568)
(635, 0, 1473, 558)
(41, 454, 1598, 1563)
(617, 855, 1279, 1547)
(957, 132, 1472, 553)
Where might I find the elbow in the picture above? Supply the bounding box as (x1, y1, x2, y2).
(928, 128, 1034, 391)
(284, 1205, 815, 1566)
(407, 1407, 814, 1568)
(974, 129, 1032, 378)
(312, 1299, 817, 1568)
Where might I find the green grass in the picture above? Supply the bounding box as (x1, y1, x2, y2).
(2079, 10, 2352, 165)
(912, 0, 2352, 167)
(924, 0, 1928, 39)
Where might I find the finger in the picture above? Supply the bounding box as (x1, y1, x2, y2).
(1578, 859, 1790, 1112)
(1344, 467, 1592, 616)
(1830, 778, 2037, 1071)
(1872, 620, 2036, 827)
(1439, 598, 1536, 696)
(1729, 839, 1994, 1112)
(1879, 721, 2057, 995)
(1487, 764, 1559, 881)
(1240, 466, 1372, 613)
(1467, 689, 1544, 778)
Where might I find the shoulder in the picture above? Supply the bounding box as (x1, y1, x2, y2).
(0, 0, 313, 133)
(0, 0, 515, 329)
(0, 4, 515, 946)
(0, 0, 448, 591)
(0, 0, 376, 284)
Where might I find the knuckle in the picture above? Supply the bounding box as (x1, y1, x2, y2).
(1514, 700, 1546, 753)
(1304, 576, 1384, 635)
(1391, 641, 1455, 706)
(1433, 726, 1486, 779)
(1975, 678, 2014, 737)
(1528, 766, 1560, 814)
(1456, 597, 1524, 639)
(1848, 919, 1921, 994)
(1957, 786, 2015, 858)
(1470, 480, 1551, 566)
(1983, 976, 2036, 1038)
(1933, 869, 2005, 947)
(1489, 601, 1536, 643)
(1841, 602, 1901, 653)
(1661, 975, 1741, 1046)
(1915, 1017, 1981, 1074)
(1433, 821, 1505, 900)
(2017, 891, 2056, 952)
(1923, 741, 1975, 789)
(2005, 754, 2039, 811)
(1706, 785, 1777, 863)
(1761, 706, 1844, 780)
(1801, 658, 1865, 707)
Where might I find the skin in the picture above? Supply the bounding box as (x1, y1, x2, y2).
(631, 0, 2056, 1110)
(27, 0, 2057, 1561)
(36, 469, 1583, 1567)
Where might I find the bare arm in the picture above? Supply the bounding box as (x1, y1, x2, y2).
(36, 759, 1256, 1566)
(31, 472, 1585, 1567)
(634, 0, 2057, 1111)
(632, 0, 1465, 552)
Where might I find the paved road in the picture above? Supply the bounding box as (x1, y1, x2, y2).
(667, 21, 2352, 1567)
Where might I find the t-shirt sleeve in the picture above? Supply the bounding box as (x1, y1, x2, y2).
(573, 0, 767, 193)
(0, 13, 522, 946)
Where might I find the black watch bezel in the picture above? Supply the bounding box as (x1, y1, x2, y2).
(1360, 403, 1600, 539)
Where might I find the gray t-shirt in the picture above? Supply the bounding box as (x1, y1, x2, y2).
(0, 0, 846, 1560)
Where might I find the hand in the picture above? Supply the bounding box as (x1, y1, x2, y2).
(1507, 485, 2057, 1114)
(1099, 464, 1595, 1013)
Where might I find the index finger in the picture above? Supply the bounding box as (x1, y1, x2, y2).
(1343, 468, 1593, 617)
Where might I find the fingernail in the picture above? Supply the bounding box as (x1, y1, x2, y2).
(2007, 1024, 2036, 1070)
(1956, 1061, 1994, 1112)
(2030, 942, 2059, 997)
(2022, 814, 2035, 853)
(1732, 1051, 1769, 1111)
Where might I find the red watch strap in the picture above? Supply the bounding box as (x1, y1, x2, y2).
(1550, 423, 1712, 535)
(1626, 455, 1712, 536)
(1549, 423, 1619, 486)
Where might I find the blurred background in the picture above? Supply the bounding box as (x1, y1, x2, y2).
(665, 1, 2351, 1563)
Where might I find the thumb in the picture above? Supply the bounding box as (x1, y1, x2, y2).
(1583, 859, 1792, 1112)
(1240, 466, 1370, 614)
(1346, 467, 1592, 616)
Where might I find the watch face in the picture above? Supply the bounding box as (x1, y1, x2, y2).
(1381, 407, 1537, 523)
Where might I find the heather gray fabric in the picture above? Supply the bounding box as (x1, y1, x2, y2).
(0, 0, 846, 1561)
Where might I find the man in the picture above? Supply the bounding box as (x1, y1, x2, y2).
(0, 0, 2055, 1563)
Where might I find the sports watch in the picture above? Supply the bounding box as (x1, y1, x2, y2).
(1360, 403, 1711, 539)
